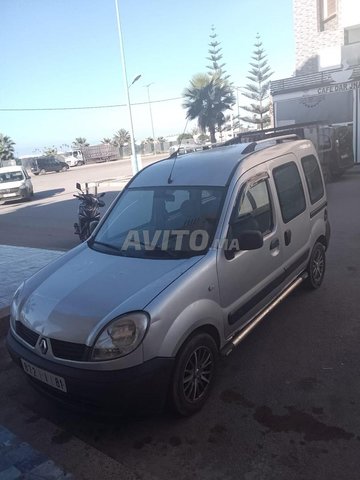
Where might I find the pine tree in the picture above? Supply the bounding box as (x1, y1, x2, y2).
(206, 25, 230, 82)
(241, 34, 273, 130)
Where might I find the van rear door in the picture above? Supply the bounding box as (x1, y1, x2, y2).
(270, 154, 311, 281)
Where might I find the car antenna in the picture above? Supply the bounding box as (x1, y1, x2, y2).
(167, 119, 189, 184)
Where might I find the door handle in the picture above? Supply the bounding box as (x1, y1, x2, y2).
(284, 229, 292, 246)
(270, 238, 280, 250)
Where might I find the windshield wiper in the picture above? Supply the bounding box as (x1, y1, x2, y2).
(91, 240, 126, 255)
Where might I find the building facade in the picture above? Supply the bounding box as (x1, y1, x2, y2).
(271, 0, 360, 162)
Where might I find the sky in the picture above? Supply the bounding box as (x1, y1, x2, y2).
(1, 0, 295, 156)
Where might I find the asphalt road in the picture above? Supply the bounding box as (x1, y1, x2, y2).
(0, 154, 165, 250)
(0, 169, 360, 479)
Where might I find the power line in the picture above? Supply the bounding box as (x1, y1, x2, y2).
(0, 96, 182, 112)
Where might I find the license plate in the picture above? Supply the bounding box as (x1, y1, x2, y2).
(3, 193, 17, 198)
(21, 359, 67, 393)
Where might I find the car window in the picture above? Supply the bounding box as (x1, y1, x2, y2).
(273, 161, 306, 223)
(93, 186, 225, 258)
(0, 171, 24, 183)
(101, 189, 154, 241)
(301, 155, 324, 204)
(165, 189, 190, 213)
(232, 179, 273, 236)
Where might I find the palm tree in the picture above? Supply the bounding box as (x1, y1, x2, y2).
(157, 136, 166, 152)
(101, 138, 112, 144)
(0, 133, 15, 166)
(145, 137, 155, 154)
(43, 146, 58, 156)
(183, 74, 235, 144)
(72, 137, 89, 150)
(113, 129, 130, 157)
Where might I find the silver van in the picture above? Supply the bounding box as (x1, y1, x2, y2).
(7, 136, 330, 416)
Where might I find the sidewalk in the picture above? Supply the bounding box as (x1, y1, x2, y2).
(0, 245, 71, 478)
(0, 245, 63, 313)
(0, 425, 72, 480)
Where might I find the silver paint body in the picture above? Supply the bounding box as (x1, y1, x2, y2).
(10, 141, 328, 371)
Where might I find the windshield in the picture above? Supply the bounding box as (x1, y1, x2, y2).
(0, 171, 24, 183)
(91, 186, 225, 258)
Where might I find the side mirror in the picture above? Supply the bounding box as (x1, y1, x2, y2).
(225, 230, 263, 260)
(238, 230, 263, 250)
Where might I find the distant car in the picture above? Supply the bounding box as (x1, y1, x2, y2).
(0, 166, 34, 203)
(30, 156, 69, 175)
(64, 156, 85, 167)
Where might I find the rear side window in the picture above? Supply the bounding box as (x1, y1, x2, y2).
(301, 155, 324, 204)
(273, 162, 306, 223)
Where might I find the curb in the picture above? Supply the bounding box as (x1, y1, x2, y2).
(0, 306, 10, 340)
(85, 175, 132, 189)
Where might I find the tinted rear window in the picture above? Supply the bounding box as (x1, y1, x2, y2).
(273, 162, 306, 223)
(301, 155, 324, 204)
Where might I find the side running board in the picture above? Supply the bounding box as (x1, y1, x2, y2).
(221, 273, 308, 357)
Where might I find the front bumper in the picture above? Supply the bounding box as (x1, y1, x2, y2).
(7, 330, 174, 414)
(0, 190, 25, 201)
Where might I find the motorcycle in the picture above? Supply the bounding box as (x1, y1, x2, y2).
(73, 182, 105, 241)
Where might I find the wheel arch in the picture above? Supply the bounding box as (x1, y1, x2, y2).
(316, 234, 328, 250)
(175, 324, 221, 357)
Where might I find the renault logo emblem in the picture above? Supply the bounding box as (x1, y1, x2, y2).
(40, 338, 48, 355)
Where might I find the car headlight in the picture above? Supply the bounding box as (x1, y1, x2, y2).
(19, 183, 27, 189)
(91, 312, 149, 361)
(10, 282, 25, 327)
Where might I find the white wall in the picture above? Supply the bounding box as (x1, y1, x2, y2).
(342, 0, 360, 28)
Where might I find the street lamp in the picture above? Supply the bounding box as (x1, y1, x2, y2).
(144, 83, 156, 154)
(114, 0, 140, 174)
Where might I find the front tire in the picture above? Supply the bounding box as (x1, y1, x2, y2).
(304, 242, 326, 289)
(171, 332, 218, 416)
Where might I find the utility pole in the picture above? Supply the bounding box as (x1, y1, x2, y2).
(114, 0, 140, 174)
(145, 83, 156, 154)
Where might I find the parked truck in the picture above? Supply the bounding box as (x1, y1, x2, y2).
(225, 122, 354, 182)
(65, 144, 120, 166)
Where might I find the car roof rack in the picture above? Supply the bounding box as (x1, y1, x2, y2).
(241, 134, 300, 154)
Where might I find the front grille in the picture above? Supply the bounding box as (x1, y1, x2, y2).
(0, 187, 19, 195)
(50, 338, 87, 361)
(15, 321, 39, 347)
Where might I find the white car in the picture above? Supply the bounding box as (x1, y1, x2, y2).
(0, 166, 34, 204)
(63, 153, 85, 167)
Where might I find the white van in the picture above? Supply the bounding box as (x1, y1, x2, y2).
(0, 166, 34, 204)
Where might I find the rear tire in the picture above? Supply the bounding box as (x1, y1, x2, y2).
(304, 242, 326, 290)
(170, 332, 218, 416)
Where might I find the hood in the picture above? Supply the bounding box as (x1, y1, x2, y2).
(0, 180, 25, 191)
(20, 246, 201, 344)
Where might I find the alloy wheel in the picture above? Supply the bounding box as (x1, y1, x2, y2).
(182, 345, 214, 403)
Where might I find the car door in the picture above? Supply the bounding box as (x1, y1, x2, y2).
(217, 165, 285, 339)
(270, 154, 311, 281)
